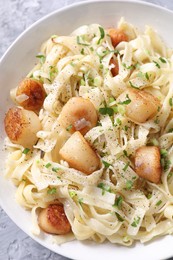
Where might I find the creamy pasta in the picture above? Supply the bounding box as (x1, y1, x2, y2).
(4, 18, 173, 246)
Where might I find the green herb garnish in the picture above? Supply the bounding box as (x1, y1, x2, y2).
(153, 60, 161, 68)
(145, 72, 149, 80)
(123, 162, 130, 172)
(160, 149, 168, 158)
(80, 48, 85, 55)
(99, 107, 114, 116)
(66, 124, 73, 131)
(52, 167, 59, 172)
(45, 163, 52, 168)
(131, 216, 140, 227)
(168, 128, 173, 133)
(147, 193, 152, 199)
(102, 160, 112, 168)
(113, 196, 123, 209)
(123, 150, 128, 157)
(36, 54, 46, 64)
(118, 94, 131, 105)
(22, 148, 30, 154)
(97, 182, 111, 195)
(115, 212, 124, 222)
(78, 198, 83, 205)
(97, 27, 105, 44)
(125, 180, 133, 190)
(129, 81, 139, 89)
(159, 57, 166, 63)
(77, 35, 90, 46)
(156, 200, 162, 206)
(169, 98, 173, 107)
(47, 187, 57, 194)
(116, 118, 122, 125)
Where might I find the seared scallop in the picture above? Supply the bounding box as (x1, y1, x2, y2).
(134, 146, 161, 183)
(117, 88, 160, 123)
(4, 106, 41, 148)
(58, 97, 98, 135)
(38, 204, 71, 235)
(59, 131, 100, 174)
(16, 78, 46, 112)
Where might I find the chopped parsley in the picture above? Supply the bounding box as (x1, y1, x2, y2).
(109, 97, 116, 103)
(52, 167, 59, 172)
(78, 198, 83, 205)
(156, 200, 162, 206)
(36, 54, 46, 64)
(66, 124, 73, 131)
(122, 63, 135, 70)
(118, 94, 131, 105)
(147, 193, 152, 199)
(22, 148, 30, 154)
(160, 149, 168, 158)
(49, 66, 58, 80)
(47, 187, 57, 194)
(99, 106, 114, 116)
(153, 60, 161, 69)
(102, 160, 112, 168)
(150, 138, 159, 146)
(115, 212, 124, 222)
(129, 81, 139, 89)
(97, 27, 105, 44)
(80, 48, 85, 55)
(145, 72, 149, 80)
(97, 182, 111, 195)
(160, 148, 171, 171)
(45, 162, 52, 168)
(159, 57, 166, 63)
(125, 180, 133, 190)
(168, 128, 173, 133)
(113, 196, 123, 209)
(124, 125, 129, 132)
(169, 98, 173, 107)
(76, 35, 90, 46)
(102, 49, 120, 56)
(161, 156, 171, 171)
(116, 118, 122, 125)
(123, 162, 130, 172)
(123, 150, 128, 157)
(131, 216, 140, 227)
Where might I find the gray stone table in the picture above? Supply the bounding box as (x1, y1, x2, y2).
(1, 0, 173, 259)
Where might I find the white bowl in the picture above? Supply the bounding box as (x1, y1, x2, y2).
(1, 1, 173, 259)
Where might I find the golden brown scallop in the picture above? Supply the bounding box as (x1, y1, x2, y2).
(117, 88, 160, 123)
(58, 97, 98, 135)
(59, 131, 100, 174)
(38, 204, 71, 235)
(4, 106, 41, 148)
(134, 146, 161, 183)
(16, 78, 46, 112)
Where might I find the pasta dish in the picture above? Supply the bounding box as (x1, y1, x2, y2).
(4, 18, 173, 246)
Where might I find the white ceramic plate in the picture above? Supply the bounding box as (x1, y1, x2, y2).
(1, 1, 173, 259)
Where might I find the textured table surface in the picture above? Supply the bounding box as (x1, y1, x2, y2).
(1, 0, 173, 260)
